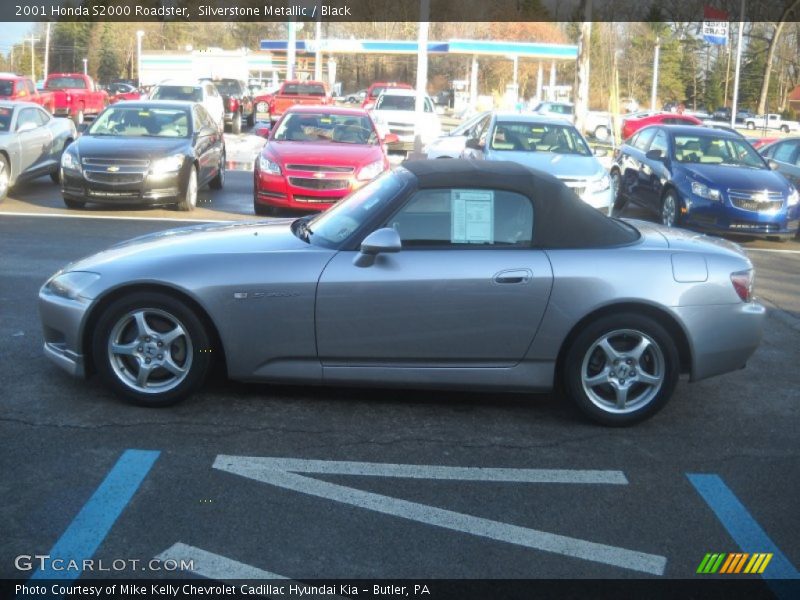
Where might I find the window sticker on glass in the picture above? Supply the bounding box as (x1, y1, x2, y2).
(451, 190, 494, 244)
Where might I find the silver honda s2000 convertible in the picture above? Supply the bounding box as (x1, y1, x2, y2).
(39, 161, 765, 425)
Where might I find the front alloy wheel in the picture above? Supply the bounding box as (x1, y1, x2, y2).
(93, 292, 212, 406)
(176, 166, 198, 211)
(661, 191, 680, 227)
(563, 314, 679, 425)
(0, 155, 10, 201)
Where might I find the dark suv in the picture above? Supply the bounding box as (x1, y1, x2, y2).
(206, 78, 255, 134)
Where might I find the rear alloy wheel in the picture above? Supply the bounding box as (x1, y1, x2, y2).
(563, 314, 679, 425)
(746, 121, 755, 130)
(210, 152, 225, 190)
(661, 190, 681, 228)
(176, 166, 198, 211)
(92, 292, 212, 406)
(0, 155, 10, 202)
(74, 109, 84, 126)
(781, 125, 790, 133)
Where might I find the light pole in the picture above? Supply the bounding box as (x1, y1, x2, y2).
(136, 30, 145, 87)
(413, 0, 430, 155)
(28, 35, 40, 81)
(82, 57, 88, 75)
(650, 36, 660, 111)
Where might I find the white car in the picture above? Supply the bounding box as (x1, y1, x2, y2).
(532, 101, 614, 142)
(424, 111, 491, 159)
(370, 88, 442, 153)
(149, 80, 224, 131)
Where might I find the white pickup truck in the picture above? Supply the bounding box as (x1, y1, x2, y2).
(744, 113, 800, 133)
(531, 101, 612, 141)
(369, 88, 442, 154)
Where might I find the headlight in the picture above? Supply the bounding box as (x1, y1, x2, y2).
(149, 154, 185, 175)
(691, 181, 721, 202)
(258, 155, 282, 175)
(42, 271, 100, 301)
(788, 188, 799, 206)
(356, 160, 385, 181)
(61, 151, 79, 171)
(589, 173, 611, 193)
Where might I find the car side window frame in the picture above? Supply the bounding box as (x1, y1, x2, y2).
(648, 128, 669, 157)
(380, 187, 535, 250)
(632, 127, 656, 151)
(16, 107, 40, 131)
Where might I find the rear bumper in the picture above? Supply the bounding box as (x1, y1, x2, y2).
(674, 301, 766, 382)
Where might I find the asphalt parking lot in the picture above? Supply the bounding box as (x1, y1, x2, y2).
(1, 131, 798, 593)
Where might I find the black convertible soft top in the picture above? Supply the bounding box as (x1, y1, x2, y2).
(401, 160, 639, 248)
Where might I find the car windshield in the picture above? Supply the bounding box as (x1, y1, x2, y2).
(490, 122, 592, 156)
(673, 134, 766, 168)
(211, 80, 241, 95)
(0, 107, 11, 132)
(88, 107, 191, 138)
(273, 112, 378, 144)
(282, 83, 326, 96)
(375, 94, 416, 111)
(0, 81, 14, 96)
(46, 77, 87, 90)
(151, 86, 202, 102)
(301, 171, 404, 247)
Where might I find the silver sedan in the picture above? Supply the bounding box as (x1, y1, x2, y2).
(0, 101, 77, 201)
(38, 160, 765, 425)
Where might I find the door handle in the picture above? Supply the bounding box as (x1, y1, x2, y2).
(493, 268, 532, 284)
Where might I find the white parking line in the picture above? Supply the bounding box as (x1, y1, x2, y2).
(155, 543, 350, 599)
(745, 248, 800, 255)
(0, 211, 235, 223)
(213, 456, 666, 575)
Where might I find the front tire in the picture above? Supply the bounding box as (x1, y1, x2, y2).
(562, 313, 680, 426)
(63, 197, 86, 209)
(661, 190, 681, 228)
(0, 154, 10, 202)
(176, 166, 198, 211)
(92, 292, 212, 407)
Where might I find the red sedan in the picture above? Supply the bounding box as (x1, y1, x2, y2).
(254, 106, 397, 216)
(621, 112, 702, 140)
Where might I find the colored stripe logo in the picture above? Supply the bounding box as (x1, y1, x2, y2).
(697, 553, 773, 574)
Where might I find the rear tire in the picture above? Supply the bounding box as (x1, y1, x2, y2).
(175, 166, 198, 211)
(91, 291, 212, 407)
(746, 121, 755, 130)
(231, 113, 242, 134)
(562, 313, 679, 426)
(610, 169, 626, 215)
(209, 152, 225, 190)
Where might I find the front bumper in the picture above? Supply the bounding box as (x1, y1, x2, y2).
(684, 197, 800, 238)
(255, 169, 368, 211)
(674, 301, 766, 382)
(39, 291, 90, 378)
(61, 167, 184, 207)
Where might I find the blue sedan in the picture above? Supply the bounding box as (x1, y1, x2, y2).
(610, 125, 800, 239)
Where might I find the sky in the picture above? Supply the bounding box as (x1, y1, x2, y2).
(4, 22, 35, 47)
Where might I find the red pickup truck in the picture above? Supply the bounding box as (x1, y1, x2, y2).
(256, 80, 331, 122)
(0, 75, 55, 113)
(44, 73, 108, 124)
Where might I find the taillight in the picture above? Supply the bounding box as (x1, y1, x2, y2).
(229, 97, 239, 111)
(731, 269, 754, 302)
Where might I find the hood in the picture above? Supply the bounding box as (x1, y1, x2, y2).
(63, 219, 311, 273)
(265, 141, 384, 167)
(681, 163, 791, 193)
(487, 151, 604, 179)
(625, 219, 747, 259)
(72, 135, 189, 161)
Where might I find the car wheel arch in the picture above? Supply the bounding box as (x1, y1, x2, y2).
(554, 301, 693, 385)
(80, 283, 228, 379)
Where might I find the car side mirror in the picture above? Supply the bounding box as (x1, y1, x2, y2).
(645, 148, 665, 161)
(593, 147, 608, 158)
(767, 159, 779, 170)
(354, 227, 402, 268)
(465, 138, 484, 151)
(382, 132, 399, 145)
(16, 121, 37, 133)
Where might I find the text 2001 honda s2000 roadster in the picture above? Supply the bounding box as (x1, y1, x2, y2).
(39, 160, 764, 425)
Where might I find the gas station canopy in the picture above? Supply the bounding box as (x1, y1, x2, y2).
(260, 39, 578, 60)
